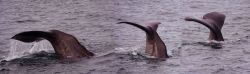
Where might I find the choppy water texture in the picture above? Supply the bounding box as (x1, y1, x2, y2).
(1, 0, 250, 74)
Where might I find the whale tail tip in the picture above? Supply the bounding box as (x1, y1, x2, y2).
(147, 22, 161, 30)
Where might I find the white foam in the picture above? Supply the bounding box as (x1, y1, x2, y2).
(114, 46, 144, 54)
(94, 46, 144, 58)
(4, 40, 54, 61)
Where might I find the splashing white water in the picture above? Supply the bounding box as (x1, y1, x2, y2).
(114, 47, 137, 53)
(4, 40, 54, 61)
(114, 46, 145, 55)
(113, 45, 172, 58)
(94, 46, 145, 58)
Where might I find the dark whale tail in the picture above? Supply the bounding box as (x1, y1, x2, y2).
(11, 30, 94, 59)
(185, 12, 225, 41)
(11, 31, 52, 42)
(118, 22, 169, 59)
(203, 12, 225, 28)
(118, 22, 150, 34)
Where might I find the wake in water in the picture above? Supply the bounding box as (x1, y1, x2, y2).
(4, 40, 54, 61)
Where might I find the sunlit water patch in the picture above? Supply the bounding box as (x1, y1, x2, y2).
(4, 40, 54, 61)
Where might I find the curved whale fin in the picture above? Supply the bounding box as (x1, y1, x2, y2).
(203, 12, 226, 29)
(11, 31, 52, 42)
(11, 30, 94, 59)
(185, 12, 225, 41)
(118, 22, 150, 34)
(184, 17, 220, 36)
(118, 21, 169, 59)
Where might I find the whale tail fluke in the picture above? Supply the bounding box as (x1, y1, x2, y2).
(203, 12, 226, 28)
(184, 12, 225, 41)
(11, 30, 94, 59)
(11, 31, 52, 42)
(184, 17, 218, 35)
(118, 21, 168, 60)
(118, 22, 150, 34)
(146, 22, 161, 31)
